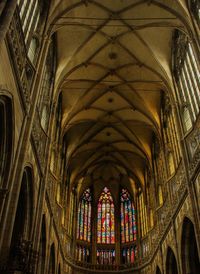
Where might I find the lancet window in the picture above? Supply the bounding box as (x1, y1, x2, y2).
(120, 189, 136, 243)
(97, 187, 115, 244)
(173, 31, 200, 132)
(77, 188, 92, 242)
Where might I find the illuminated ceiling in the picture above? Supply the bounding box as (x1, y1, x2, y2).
(48, 0, 192, 192)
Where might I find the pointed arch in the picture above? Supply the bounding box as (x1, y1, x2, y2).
(58, 264, 61, 274)
(77, 188, 92, 242)
(0, 94, 13, 189)
(9, 167, 34, 267)
(49, 243, 56, 274)
(156, 266, 162, 274)
(120, 188, 136, 243)
(97, 187, 115, 244)
(181, 217, 200, 273)
(166, 247, 178, 274)
(37, 215, 47, 274)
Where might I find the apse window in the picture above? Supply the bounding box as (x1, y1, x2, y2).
(120, 189, 136, 243)
(97, 187, 115, 244)
(77, 188, 92, 242)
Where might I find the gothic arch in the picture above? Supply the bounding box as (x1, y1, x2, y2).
(37, 215, 47, 274)
(156, 265, 162, 274)
(0, 93, 13, 189)
(166, 247, 178, 274)
(9, 166, 34, 268)
(58, 263, 61, 274)
(49, 243, 56, 274)
(181, 217, 200, 274)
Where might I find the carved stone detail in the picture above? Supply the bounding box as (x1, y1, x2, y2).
(31, 110, 48, 170)
(6, 239, 38, 274)
(7, 10, 35, 111)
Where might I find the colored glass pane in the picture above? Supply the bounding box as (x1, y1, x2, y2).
(97, 187, 115, 244)
(120, 189, 136, 243)
(77, 245, 90, 262)
(77, 188, 92, 242)
(97, 249, 115, 265)
(122, 246, 136, 264)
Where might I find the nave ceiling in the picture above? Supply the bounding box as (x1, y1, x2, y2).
(47, 0, 192, 194)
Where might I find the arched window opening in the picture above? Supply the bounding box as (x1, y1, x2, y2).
(77, 188, 92, 242)
(49, 244, 55, 274)
(17, 0, 47, 49)
(0, 95, 13, 189)
(37, 215, 46, 274)
(166, 247, 178, 274)
(9, 168, 33, 268)
(120, 189, 136, 243)
(58, 264, 61, 274)
(156, 266, 162, 274)
(173, 31, 200, 131)
(181, 218, 200, 273)
(97, 187, 115, 244)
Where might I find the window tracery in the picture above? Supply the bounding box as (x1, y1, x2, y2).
(97, 187, 115, 244)
(17, 0, 46, 47)
(173, 31, 200, 132)
(77, 188, 92, 242)
(120, 189, 136, 243)
(75, 186, 138, 264)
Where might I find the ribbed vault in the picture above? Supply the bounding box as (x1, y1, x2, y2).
(48, 0, 192, 192)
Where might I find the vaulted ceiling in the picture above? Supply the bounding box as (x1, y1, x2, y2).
(48, 0, 192, 192)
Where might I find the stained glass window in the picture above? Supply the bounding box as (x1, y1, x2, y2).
(97, 187, 115, 244)
(120, 189, 136, 243)
(77, 188, 92, 242)
(122, 246, 137, 264)
(97, 249, 115, 265)
(76, 245, 90, 262)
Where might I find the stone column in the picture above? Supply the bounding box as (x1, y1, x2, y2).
(0, 0, 18, 46)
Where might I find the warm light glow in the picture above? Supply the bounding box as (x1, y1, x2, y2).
(97, 187, 115, 244)
(77, 188, 92, 242)
(120, 189, 136, 243)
